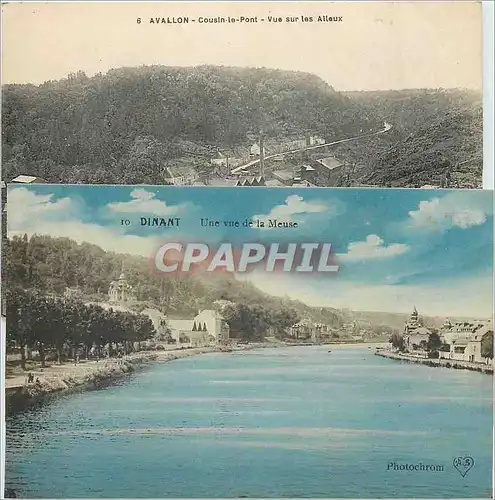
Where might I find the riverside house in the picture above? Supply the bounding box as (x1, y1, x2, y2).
(439, 320, 493, 364)
(167, 309, 230, 347)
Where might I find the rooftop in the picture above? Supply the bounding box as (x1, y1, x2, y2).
(11, 175, 45, 184)
(272, 169, 294, 181)
(319, 157, 343, 170)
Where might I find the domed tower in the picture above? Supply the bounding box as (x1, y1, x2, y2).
(404, 306, 420, 334)
(411, 306, 419, 323)
(443, 317, 452, 330)
(108, 266, 136, 305)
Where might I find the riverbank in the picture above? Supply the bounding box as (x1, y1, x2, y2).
(5, 342, 386, 415)
(5, 347, 216, 415)
(375, 349, 494, 374)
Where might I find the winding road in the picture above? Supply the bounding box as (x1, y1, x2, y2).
(231, 122, 393, 175)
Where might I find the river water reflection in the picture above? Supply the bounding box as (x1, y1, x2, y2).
(5, 346, 493, 498)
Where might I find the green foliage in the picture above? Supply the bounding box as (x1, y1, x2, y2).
(339, 89, 482, 188)
(389, 332, 405, 351)
(220, 302, 300, 341)
(6, 287, 155, 368)
(427, 332, 442, 352)
(481, 331, 493, 359)
(4, 234, 340, 333)
(2, 66, 379, 183)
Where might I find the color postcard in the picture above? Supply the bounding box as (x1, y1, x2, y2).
(2, 184, 493, 498)
(1, 1, 485, 189)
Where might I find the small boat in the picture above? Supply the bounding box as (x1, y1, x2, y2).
(328, 350, 332, 353)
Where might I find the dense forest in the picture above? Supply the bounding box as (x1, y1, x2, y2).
(340, 89, 483, 187)
(2, 66, 379, 184)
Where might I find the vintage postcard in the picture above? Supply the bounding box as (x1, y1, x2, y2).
(1, 1, 484, 188)
(2, 184, 493, 498)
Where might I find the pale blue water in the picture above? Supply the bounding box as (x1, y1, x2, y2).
(5, 346, 493, 498)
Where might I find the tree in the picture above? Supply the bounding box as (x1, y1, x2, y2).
(427, 332, 442, 352)
(481, 331, 493, 359)
(390, 332, 405, 351)
(195, 160, 215, 185)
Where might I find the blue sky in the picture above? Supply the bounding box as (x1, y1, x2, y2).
(7, 185, 493, 318)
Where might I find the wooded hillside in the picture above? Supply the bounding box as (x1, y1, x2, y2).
(3, 234, 346, 332)
(341, 89, 483, 187)
(2, 66, 379, 184)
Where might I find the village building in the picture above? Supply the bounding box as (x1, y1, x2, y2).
(167, 309, 230, 347)
(440, 319, 488, 344)
(272, 169, 295, 186)
(108, 272, 137, 305)
(11, 175, 46, 184)
(308, 135, 326, 146)
(403, 306, 431, 351)
(439, 320, 493, 364)
(165, 166, 197, 185)
(289, 319, 332, 342)
(250, 143, 265, 157)
(236, 176, 266, 187)
(140, 308, 173, 342)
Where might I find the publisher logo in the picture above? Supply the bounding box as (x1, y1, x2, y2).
(453, 456, 474, 477)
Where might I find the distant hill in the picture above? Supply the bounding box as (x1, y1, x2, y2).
(1, 65, 379, 184)
(340, 89, 482, 188)
(344, 309, 485, 331)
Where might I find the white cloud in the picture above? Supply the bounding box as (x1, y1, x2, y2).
(9, 221, 160, 257)
(7, 188, 172, 257)
(252, 194, 331, 229)
(337, 234, 409, 262)
(408, 193, 490, 231)
(7, 187, 75, 229)
(107, 188, 181, 216)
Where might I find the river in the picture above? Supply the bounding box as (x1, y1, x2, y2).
(5, 345, 492, 498)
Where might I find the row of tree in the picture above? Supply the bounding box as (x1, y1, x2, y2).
(5, 287, 156, 369)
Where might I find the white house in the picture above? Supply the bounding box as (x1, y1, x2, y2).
(309, 135, 326, 146)
(167, 309, 230, 347)
(441, 323, 493, 364)
(194, 309, 230, 343)
(140, 308, 172, 341)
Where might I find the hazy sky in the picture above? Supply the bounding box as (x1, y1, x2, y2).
(2, 2, 482, 91)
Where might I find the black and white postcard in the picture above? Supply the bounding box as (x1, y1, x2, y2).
(1, 1, 484, 188)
